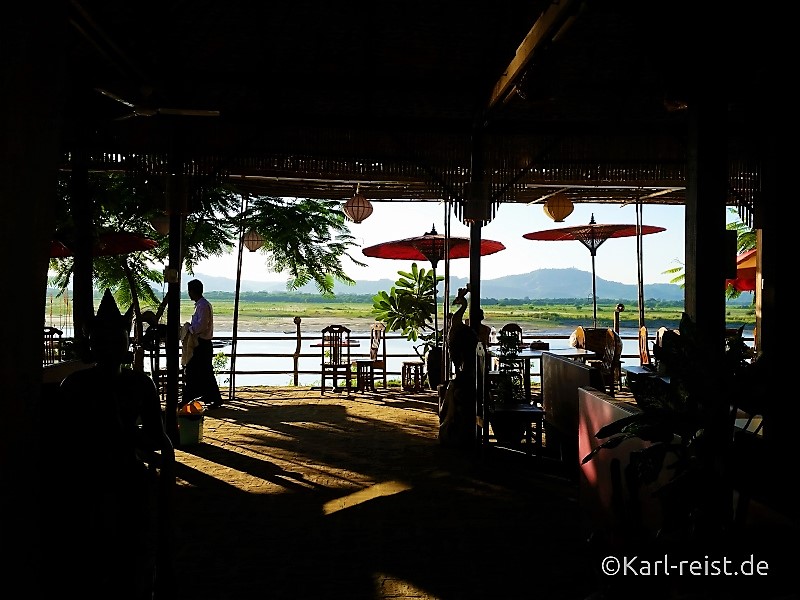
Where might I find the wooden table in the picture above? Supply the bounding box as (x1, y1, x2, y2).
(354, 359, 375, 392)
(488, 402, 545, 456)
(310, 340, 361, 348)
(491, 347, 597, 404)
(620, 363, 658, 387)
(401, 361, 424, 392)
(310, 340, 361, 361)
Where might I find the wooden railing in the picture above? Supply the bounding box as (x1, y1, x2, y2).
(46, 326, 756, 386)
(144, 331, 632, 384)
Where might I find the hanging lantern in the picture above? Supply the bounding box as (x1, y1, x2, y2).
(542, 193, 574, 222)
(149, 213, 170, 235)
(243, 228, 265, 252)
(342, 184, 373, 223)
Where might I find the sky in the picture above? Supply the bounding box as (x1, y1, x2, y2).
(193, 201, 702, 287)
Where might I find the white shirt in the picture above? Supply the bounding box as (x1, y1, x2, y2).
(189, 296, 214, 340)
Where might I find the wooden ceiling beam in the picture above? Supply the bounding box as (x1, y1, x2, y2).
(488, 0, 580, 110)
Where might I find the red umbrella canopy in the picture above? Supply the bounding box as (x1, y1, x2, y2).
(726, 248, 756, 292)
(50, 231, 158, 258)
(362, 225, 505, 267)
(363, 224, 505, 350)
(49, 240, 72, 258)
(523, 214, 666, 328)
(522, 217, 666, 254)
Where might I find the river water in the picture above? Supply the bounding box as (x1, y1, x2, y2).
(199, 325, 756, 387)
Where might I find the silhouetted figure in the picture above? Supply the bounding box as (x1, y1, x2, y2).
(440, 286, 479, 447)
(477, 309, 491, 347)
(446, 286, 478, 375)
(183, 279, 223, 409)
(55, 289, 174, 599)
(140, 309, 168, 352)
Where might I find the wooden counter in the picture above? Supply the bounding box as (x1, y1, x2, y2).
(540, 352, 601, 465)
(577, 387, 671, 548)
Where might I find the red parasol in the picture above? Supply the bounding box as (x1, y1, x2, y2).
(50, 231, 158, 258)
(49, 240, 72, 258)
(362, 224, 506, 344)
(726, 248, 756, 292)
(362, 225, 505, 266)
(523, 214, 665, 327)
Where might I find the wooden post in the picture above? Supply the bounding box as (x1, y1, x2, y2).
(293, 317, 302, 386)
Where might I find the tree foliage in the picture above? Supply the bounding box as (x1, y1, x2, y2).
(238, 195, 365, 295)
(50, 174, 364, 310)
(661, 208, 756, 301)
(371, 263, 443, 358)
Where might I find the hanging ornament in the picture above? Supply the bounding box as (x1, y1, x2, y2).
(243, 228, 265, 252)
(542, 193, 574, 222)
(342, 183, 373, 223)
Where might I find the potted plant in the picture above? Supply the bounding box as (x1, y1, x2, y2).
(372, 262, 444, 389)
(488, 329, 528, 445)
(581, 312, 761, 548)
(493, 329, 526, 403)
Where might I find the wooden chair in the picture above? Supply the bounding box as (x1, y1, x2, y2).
(491, 323, 526, 395)
(320, 324, 352, 394)
(622, 325, 659, 389)
(475, 342, 489, 449)
(634, 324, 657, 374)
(652, 326, 670, 363)
(583, 327, 622, 395)
(570, 325, 586, 349)
(354, 322, 387, 392)
(141, 318, 168, 375)
(486, 334, 545, 456)
(639, 325, 652, 367)
(606, 328, 623, 393)
(154, 368, 185, 407)
(368, 322, 387, 389)
(728, 397, 792, 531)
(43, 326, 63, 365)
(499, 322, 524, 349)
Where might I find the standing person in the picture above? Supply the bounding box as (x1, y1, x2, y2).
(464, 305, 492, 351)
(472, 308, 492, 348)
(183, 278, 224, 409)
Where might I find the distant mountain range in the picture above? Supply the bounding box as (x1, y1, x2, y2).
(187, 267, 753, 304)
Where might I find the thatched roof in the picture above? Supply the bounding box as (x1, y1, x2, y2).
(62, 1, 776, 227)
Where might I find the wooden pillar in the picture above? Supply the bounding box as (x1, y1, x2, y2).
(1, 4, 66, 590)
(69, 145, 94, 360)
(467, 124, 487, 330)
(755, 100, 781, 363)
(682, 19, 731, 509)
(165, 174, 186, 444)
(684, 96, 728, 356)
(756, 83, 786, 446)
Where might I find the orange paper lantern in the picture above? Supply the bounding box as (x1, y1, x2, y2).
(542, 194, 574, 222)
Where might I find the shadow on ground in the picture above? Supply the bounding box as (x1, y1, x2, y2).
(168, 387, 598, 599)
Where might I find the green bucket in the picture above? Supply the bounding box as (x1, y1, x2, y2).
(178, 413, 204, 445)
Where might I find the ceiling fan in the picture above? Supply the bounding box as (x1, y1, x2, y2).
(94, 87, 220, 120)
